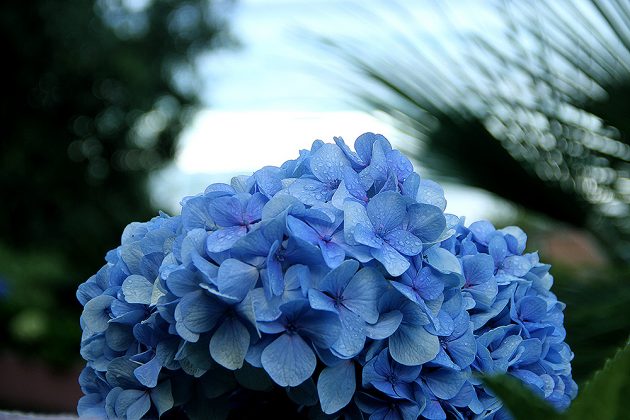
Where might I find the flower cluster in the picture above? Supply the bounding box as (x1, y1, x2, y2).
(77, 133, 577, 419)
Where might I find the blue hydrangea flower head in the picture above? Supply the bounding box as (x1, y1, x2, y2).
(77, 133, 576, 419)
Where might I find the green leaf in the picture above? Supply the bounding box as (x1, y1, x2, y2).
(482, 375, 560, 420)
(566, 338, 630, 420)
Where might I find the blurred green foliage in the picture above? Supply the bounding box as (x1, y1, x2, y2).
(552, 265, 630, 384)
(0, 0, 233, 366)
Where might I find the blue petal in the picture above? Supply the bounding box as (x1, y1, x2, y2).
(394, 362, 422, 384)
(207, 226, 247, 253)
(367, 191, 406, 233)
(77, 281, 105, 306)
(320, 259, 360, 296)
(217, 259, 258, 301)
(82, 295, 114, 333)
(466, 278, 498, 309)
(424, 246, 462, 275)
(245, 335, 274, 368)
(343, 267, 384, 324)
(355, 132, 391, 164)
(331, 180, 353, 209)
(254, 166, 284, 198)
(418, 267, 444, 300)
(308, 289, 337, 313)
(319, 240, 345, 268)
(500, 226, 527, 254)
(417, 179, 447, 211)
(502, 255, 532, 277)
(332, 308, 366, 358)
(264, 240, 284, 298)
(106, 324, 134, 351)
(209, 195, 243, 227)
(150, 380, 174, 417)
(389, 323, 439, 366)
(287, 215, 320, 243)
(115, 389, 150, 420)
(106, 357, 140, 388)
(262, 194, 304, 220)
(343, 200, 371, 246)
(251, 288, 282, 321)
(463, 254, 494, 285)
(371, 242, 410, 277)
(191, 252, 219, 282)
(385, 230, 423, 256)
(343, 166, 368, 201)
(288, 178, 332, 205)
(468, 220, 496, 244)
(232, 217, 284, 258)
(310, 143, 348, 183)
(165, 267, 201, 297)
(448, 332, 477, 368)
(407, 204, 446, 243)
(518, 296, 547, 322)
(109, 308, 146, 326)
(298, 308, 342, 349)
(284, 264, 309, 292)
(334, 136, 365, 168)
(363, 139, 389, 186)
(77, 394, 106, 418)
(176, 290, 225, 334)
(354, 223, 383, 248)
(318, 361, 356, 414)
(133, 355, 162, 388)
(488, 235, 508, 264)
(261, 333, 316, 387)
(245, 192, 268, 222)
(361, 348, 387, 387)
(181, 195, 216, 231)
(515, 338, 543, 365)
(210, 317, 250, 370)
(122, 275, 153, 305)
(179, 228, 207, 266)
(386, 149, 414, 182)
(364, 310, 403, 340)
(421, 398, 446, 420)
(397, 401, 422, 420)
(337, 238, 373, 263)
(424, 368, 467, 400)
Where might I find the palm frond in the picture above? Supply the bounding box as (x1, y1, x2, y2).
(325, 0, 630, 262)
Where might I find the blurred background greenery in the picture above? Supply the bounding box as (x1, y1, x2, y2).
(1, 0, 628, 413)
(0, 0, 234, 369)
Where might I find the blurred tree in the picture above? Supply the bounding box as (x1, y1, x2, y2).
(0, 0, 234, 365)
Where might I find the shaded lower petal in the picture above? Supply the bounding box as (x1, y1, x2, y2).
(389, 323, 439, 366)
(318, 361, 356, 414)
(210, 317, 250, 370)
(261, 334, 316, 387)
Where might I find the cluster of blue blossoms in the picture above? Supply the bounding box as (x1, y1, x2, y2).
(77, 133, 577, 419)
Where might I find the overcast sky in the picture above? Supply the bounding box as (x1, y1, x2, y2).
(150, 0, 513, 221)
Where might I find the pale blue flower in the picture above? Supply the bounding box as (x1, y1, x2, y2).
(76, 134, 576, 419)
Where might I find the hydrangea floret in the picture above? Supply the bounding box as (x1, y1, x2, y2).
(77, 133, 577, 419)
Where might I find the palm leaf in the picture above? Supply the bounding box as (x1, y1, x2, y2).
(325, 0, 630, 262)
